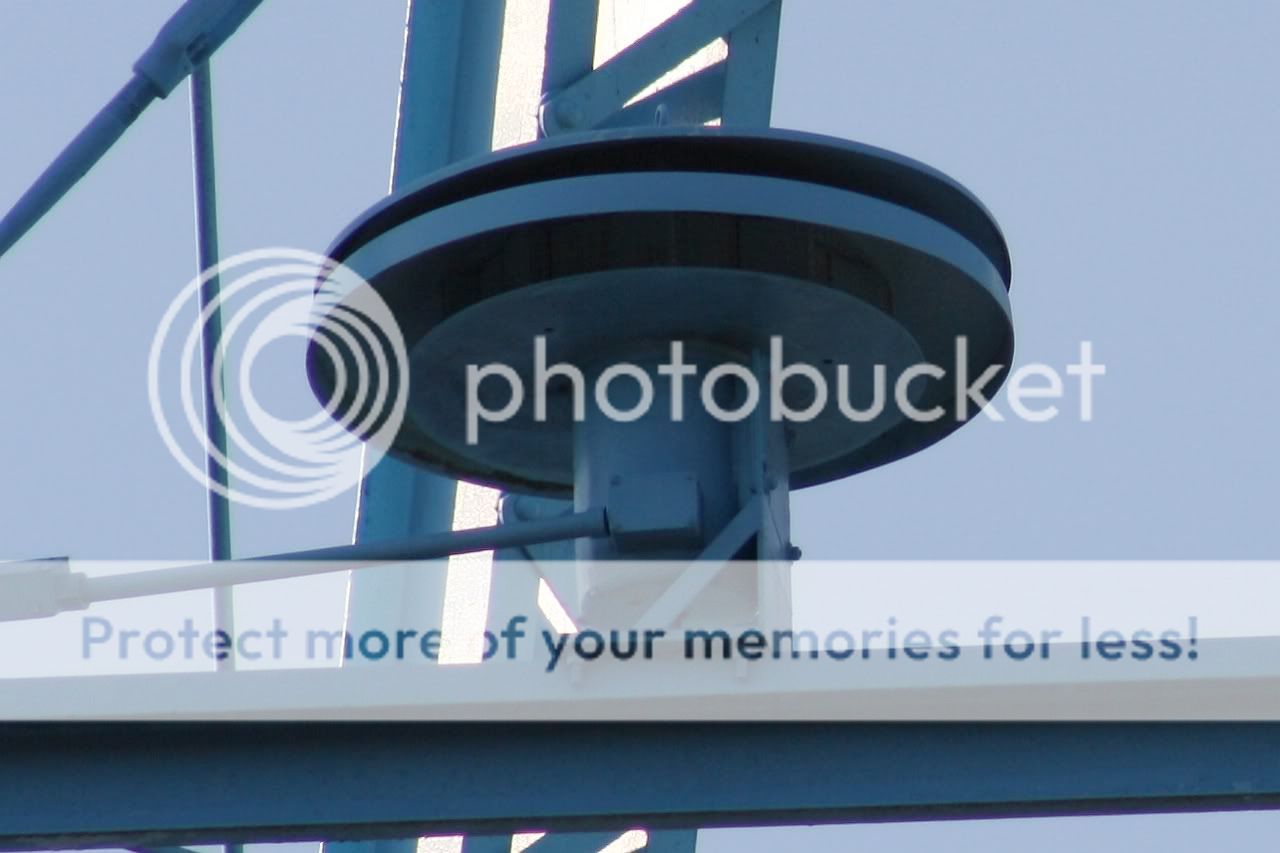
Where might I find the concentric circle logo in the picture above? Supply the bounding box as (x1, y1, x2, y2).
(148, 248, 407, 509)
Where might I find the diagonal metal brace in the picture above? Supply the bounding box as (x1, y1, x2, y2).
(722, 0, 782, 126)
(634, 496, 764, 630)
(539, 0, 776, 135)
(523, 830, 630, 852)
(0, 0, 264, 261)
(597, 60, 727, 129)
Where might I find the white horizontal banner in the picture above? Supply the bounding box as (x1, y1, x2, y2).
(0, 560, 1276, 720)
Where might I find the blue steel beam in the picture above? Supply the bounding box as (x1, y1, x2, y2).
(389, 0, 508, 179)
(0, 0, 264, 260)
(458, 837, 512, 853)
(340, 9, 508, 853)
(345, 0, 508, 638)
(344, 0, 508, 681)
(642, 831, 698, 853)
(721, 0, 781, 126)
(524, 831, 625, 852)
(2, 724, 1279, 849)
(542, 0, 600, 96)
(596, 61, 727, 129)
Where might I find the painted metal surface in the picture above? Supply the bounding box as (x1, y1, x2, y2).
(73, 508, 605, 606)
(309, 128, 1012, 496)
(722, 0, 781, 126)
(344, 0, 508, 687)
(539, 0, 776, 134)
(2, 724, 1279, 849)
(542, 0, 600, 101)
(13, 3, 1236, 853)
(189, 60, 236, 670)
(596, 61, 727, 128)
(0, 0, 264, 260)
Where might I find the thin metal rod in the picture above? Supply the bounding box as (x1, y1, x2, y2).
(81, 508, 609, 604)
(190, 61, 236, 671)
(0, 77, 156, 259)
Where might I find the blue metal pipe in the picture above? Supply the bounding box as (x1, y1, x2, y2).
(596, 60, 726, 129)
(80, 507, 609, 604)
(189, 61, 236, 672)
(0, 77, 155, 259)
(0, 0, 263, 262)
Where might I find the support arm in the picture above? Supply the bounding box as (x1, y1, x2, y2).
(0, 0, 263, 260)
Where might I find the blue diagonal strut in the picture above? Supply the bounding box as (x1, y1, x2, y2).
(0, 0, 264, 262)
(539, 0, 777, 135)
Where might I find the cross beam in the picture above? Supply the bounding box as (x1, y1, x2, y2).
(2, 724, 1278, 850)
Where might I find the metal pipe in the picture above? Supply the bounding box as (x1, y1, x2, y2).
(0, 77, 156, 259)
(189, 61, 237, 672)
(0, 0, 264, 262)
(81, 508, 609, 604)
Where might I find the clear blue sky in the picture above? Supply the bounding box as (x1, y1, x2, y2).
(2, 0, 1279, 850)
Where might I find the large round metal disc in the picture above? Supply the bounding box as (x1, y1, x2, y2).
(308, 127, 1013, 495)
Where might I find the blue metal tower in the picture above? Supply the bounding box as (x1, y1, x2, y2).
(4, 3, 1278, 853)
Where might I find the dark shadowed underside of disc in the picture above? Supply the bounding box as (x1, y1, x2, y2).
(308, 127, 1013, 496)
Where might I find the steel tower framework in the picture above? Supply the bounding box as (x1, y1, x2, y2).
(2, 2, 1278, 853)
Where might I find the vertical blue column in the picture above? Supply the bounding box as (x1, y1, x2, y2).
(333, 3, 507, 853)
(543, 0, 600, 100)
(721, 0, 782, 126)
(344, 0, 507, 649)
